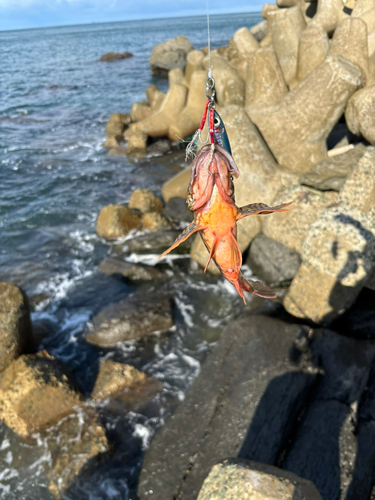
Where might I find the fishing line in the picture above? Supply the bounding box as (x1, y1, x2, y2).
(206, 0, 211, 75)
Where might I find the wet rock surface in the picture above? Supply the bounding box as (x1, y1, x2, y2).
(0, 282, 32, 372)
(85, 289, 174, 346)
(96, 205, 141, 239)
(91, 360, 147, 400)
(0, 352, 84, 437)
(99, 51, 133, 62)
(98, 256, 164, 281)
(124, 229, 192, 254)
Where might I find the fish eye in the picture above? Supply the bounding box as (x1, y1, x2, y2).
(214, 118, 220, 126)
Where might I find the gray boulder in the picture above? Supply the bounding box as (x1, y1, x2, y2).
(300, 144, 366, 191)
(247, 233, 301, 286)
(149, 36, 194, 77)
(98, 256, 164, 281)
(85, 290, 174, 346)
(0, 282, 32, 372)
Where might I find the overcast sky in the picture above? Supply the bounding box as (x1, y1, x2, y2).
(0, 0, 263, 31)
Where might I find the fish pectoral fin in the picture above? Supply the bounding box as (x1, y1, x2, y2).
(203, 237, 218, 273)
(236, 201, 293, 220)
(158, 221, 204, 260)
(241, 276, 277, 299)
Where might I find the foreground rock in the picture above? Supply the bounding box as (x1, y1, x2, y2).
(91, 360, 147, 400)
(96, 205, 141, 239)
(99, 51, 133, 62)
(129, 189, 163, 214)
(0, 282, 32, 372)
(0, 352, 83, 436)
(197, 460, 323, 500)
(247, 233, 301, 286)
(46, 408, 108, 498)
(138, 314, 318, 499)
(284, 148, 375, 324)
(300, 144, 366, 191)
(250, 55, 362, 172)
(149, 35, 193, 77)
(85, 290, 174, 346)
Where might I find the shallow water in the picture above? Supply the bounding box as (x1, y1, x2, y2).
(0, 13, 261, 499)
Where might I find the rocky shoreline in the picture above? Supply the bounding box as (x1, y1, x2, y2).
(1, 0, 375, 498)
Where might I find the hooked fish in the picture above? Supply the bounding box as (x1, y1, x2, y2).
(159, 142, 292, 303)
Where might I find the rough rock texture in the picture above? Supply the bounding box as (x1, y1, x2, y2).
(96, 205, 141, 239)
(247, 234, 301, 286)
(262, 184, 338, 254)
(169, 70, 207, 140)
(310, 0, 348, 33)
(141, 212, 171, 231)
(105, 112, 130, 144)
(203, 53, 245, 107)
(130, 101, 152, 122)
(299, 144, 366, 191)
(135, 83, 188, 139)
(128, 189, 163, 214)
(184, 50, 204, 86)
(284, 148, 375, 324)
(85, 291, 174, 346)
(146, 85, 165, 111)
(251, 55, 362, 172)
(197, 460, 323, 500)
(250, 20, 268, 42)
(91, 360, 147, 400)
(271, 7, 306, 86)
(220, 106, 298, 250)
(227, 27, 259, 78)
(0, 282, 32, 373)
(149, 35, 193, 77)
(98, 256, 164, 281)
(245, 47, 288, 113)
(0, 352, 84, 436)
(162, 166, 190, 202)
(329, 17, 369, 80)
(46, 408, 108, 497)
(99, 51, 133, 62)
(124, 124, 148, 154)
(297, 24, 329, 82)
(138, 314, 318, 500)
(346, 84, 375, 145)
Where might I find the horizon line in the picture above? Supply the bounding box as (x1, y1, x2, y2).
(0, 9, 262, 34)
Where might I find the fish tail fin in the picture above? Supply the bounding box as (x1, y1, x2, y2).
(236, 201, 293, 220)
(238, 272, 277, 300)
(158, 221, 204, 260)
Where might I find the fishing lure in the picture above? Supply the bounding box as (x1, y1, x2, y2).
(159, 75, 292, 303)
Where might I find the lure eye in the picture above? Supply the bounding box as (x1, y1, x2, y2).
(230, 175, 233, 181)
(214, 117, 220, 126)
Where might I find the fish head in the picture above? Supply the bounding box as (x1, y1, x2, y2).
(187, 144, 240, 212)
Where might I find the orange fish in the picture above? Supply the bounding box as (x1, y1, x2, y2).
(159, 144, 292, 303)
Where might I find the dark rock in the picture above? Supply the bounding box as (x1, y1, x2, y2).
(0, 352, 84, 436)
(98, 256, 164, 281)
(138, 314, 317, 500)
(246, 234, 301, 286)
(0, 282, 32, 372)
(330, 287, 375, 339)
(163, 196, 194, 224)
(85, 290, 174, 346)
(147, 139, 171, 156)
(300, 143, 366, 191)
(149, 36, 194, 77)
(30, 316, 58, 350)
(125, 229, 191, 254)
(45, 407, 108, 498)
(197, 459, 323, 500)
(99, 51, 133, 62)
(282, 400, 350, 500)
